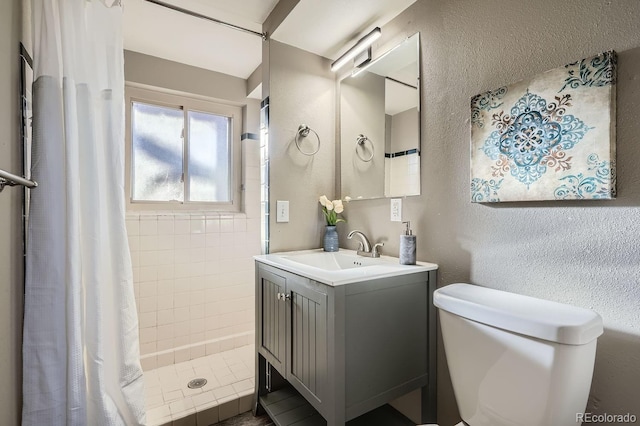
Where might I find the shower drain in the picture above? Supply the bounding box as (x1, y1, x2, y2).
(187, 378, 208, 389)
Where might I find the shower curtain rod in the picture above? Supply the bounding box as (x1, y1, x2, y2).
(143, 0, 268, 40)
(0, 168, 37, 192)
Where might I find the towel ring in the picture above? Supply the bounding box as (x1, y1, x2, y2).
(355, 134, 374, 162)
(295, 124, 321, 156)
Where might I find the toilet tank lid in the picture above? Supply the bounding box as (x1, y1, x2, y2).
(434, 283, 603, 345)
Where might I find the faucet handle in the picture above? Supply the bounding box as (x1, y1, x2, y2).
(372, 242, 384, 257)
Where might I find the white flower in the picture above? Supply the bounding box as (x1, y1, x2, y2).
(318, 194, 346, 225)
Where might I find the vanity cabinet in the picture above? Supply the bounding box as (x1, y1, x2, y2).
(253, 259, 438, 426)
(258, 266, 328, 409)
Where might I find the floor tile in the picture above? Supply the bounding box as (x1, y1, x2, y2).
(144, 344, 255, 426)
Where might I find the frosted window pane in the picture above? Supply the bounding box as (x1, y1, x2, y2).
(132, 102, 184, 202)
(188, 111, 231, 202)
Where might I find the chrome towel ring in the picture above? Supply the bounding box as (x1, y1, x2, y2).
(356, 134, 374, 162)
(295, 124, 321, 156)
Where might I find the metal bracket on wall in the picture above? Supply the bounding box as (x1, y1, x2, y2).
(0, 168, 37, 193)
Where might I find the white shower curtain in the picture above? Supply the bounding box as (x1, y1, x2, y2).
(22, 1, 146, 425)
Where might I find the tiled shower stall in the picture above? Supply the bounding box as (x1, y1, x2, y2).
(127, 138, 262, 372)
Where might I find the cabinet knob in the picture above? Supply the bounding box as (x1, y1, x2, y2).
(277, 292, 291, 301)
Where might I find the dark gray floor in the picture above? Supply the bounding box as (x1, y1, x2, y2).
(223, 404, 416, 426)
(217, 412, 275, 426)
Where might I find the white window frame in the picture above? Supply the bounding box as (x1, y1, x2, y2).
(125, 84, 242, 212)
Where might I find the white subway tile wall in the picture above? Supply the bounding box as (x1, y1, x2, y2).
(128, 140, 262, 370)
(385, 152, 420, 197)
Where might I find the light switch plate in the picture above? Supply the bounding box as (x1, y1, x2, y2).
(276, 200, 289, 222)
(390, 198, 402, 222)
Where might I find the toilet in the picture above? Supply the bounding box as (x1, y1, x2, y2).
(432, 283, 603, 426)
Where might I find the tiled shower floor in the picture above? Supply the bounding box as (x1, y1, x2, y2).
(144, 344, 256, 426)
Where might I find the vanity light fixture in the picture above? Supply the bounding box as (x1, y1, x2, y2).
(330, 27, 382, 72)
(351, 39, 395, 77)
(350, 60, 372, 77)
(351, 33, 419, 78)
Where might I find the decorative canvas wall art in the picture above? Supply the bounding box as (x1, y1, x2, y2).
(470, 51, 616, 202)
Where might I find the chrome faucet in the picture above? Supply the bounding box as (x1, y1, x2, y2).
(347, 230, 384, 258)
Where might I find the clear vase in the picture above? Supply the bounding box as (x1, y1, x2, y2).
(323, 225, 339, 252)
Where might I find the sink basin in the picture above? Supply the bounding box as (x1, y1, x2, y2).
(279, 251, 383, 270)
(254, 249, 438, 286)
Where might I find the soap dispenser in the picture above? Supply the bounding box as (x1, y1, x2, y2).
(399, 221, 416, 265)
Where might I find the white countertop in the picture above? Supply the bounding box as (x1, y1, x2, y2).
(254, 248, 438, 286)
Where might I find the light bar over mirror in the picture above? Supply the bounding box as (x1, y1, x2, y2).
(330, 27, 382, 72)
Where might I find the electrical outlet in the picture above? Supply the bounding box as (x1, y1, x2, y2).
(390, 198, 402, 222)
(276, 200, 289, 222)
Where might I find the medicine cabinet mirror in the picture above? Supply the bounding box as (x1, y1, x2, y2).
(339, 33, 420, 200)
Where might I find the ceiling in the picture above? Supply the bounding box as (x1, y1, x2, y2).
(271, 0, 416, 62)
(123, 0, 417, 81)
(123, 0, 278, 79)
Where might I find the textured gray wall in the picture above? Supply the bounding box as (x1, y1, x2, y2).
(0, 0, 23, 423)
(337, 0, 640, 423)
(268, 40, 336, 252)
(124, 50, 260, 136)
(125, 51, 246, 103)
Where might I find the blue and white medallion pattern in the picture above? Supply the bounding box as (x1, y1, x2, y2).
(559, 50, 617, 92)
(554, 154, 616, 199)
(471, 86, 508, 128)
(481, 91, 591, 188)
(471, 178, 503, 203)
(470, 51, 616, 202)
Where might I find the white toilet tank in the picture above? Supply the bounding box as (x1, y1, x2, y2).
(434, 283, 603, 426)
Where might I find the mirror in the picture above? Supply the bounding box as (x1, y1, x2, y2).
(340, 33, 420, 200)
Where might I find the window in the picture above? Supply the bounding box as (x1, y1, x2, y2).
(125, 86, 242, 211)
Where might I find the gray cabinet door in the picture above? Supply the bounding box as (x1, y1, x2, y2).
(286, 277, 328, 408)
(258, 268, 286, 375)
